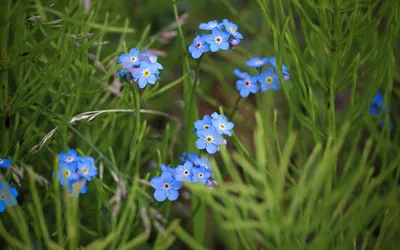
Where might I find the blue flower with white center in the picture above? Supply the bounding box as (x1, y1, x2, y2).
(77, 156, 98, 182)
(147, 54, 164, 71)
(194, 115, 213, 132)
(118, 48, 141, 68)
(195, 127, 224, 154)
(236, 75, 259, 98)
(199, 20, 222, 30)
(188, 35, 210, 59)
(0, 182, 18, 212)
(269, 56, 290, 80)
(150, 171, 182, 202)
(259, 67, 280, 91)
(211, 112, 235, 136)
(131, 62, 159, 88)
(175, 161, 193, 182)
(63, 178, 88, 197)
(0, 158, 12, 168)
(246, 56, 268, 68)
(192, 166, 212, 184)
(160, 164, 175, 174)
(205, 29, 230, 52)
(222, 19, 243, 40)
(58, 162, 79, 186)
(234, 69, 250, 80)
(59, 149, 79, 164)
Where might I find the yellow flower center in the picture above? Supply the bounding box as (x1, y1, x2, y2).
(206, 136, 213, 143)
(266, 76, 273, 84)
(215, 36, 222, 43)
(220, 124, 225, 129)
(82, 168, 88, 174)
(63, 169, 71, 177)
(229, 27, 236, 33)
(143, 69, 150, 77)
(72, 182, 82, 193)
(130, 56, 137, 62)
(204, 125, 209, 130)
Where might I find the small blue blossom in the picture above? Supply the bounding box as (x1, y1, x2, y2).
(196, 157, 211, 170)
(211, 112, 235, 136)
(194, 115, 213, 131)
(234, 69, 250, 79)
(199, 20, 222, 30)
(192, 166, 212, 184)
(222, 19, 243, 40)
(59, 149, 79, 164)
(0, 158, 12, 168)
(58, 162, 79, 186)
(63, 178, 88, 197)
(246, 56, 268, 68)
(195, 127, 224, 154)
(269, 56, 290, 80)
(258, 67, 279, 91)
(131, 62, 159, 88)
(369, 92, 384, 116)
(77, 156, 98, 182)
(147, 54, 164, 71)
(0, 182, 18, 212)
(179, 153, 200, 164)
(188, 35, 210, 59)
(236, 75, 259, 98)
(175, 161, 193, 182)
(205, 29, 230, 52)
(150, 171, 182, 202)
(160, 164, 175, 174)
(118, 48, 141, 68)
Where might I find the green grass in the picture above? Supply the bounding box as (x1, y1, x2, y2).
(1, 0, 399, 249)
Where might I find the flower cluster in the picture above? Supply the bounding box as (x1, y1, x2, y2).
(369, 91, 394, 131)
(117, 48, 164, 88)
(0, 157, 12, 168)
(55, 149, 98, 196)
(0, 181, 18, 213)
(194, 112, 234, 154)
(235, 56, 290, 98)
(150, 152, 214, 202)
(188, 19, 243, 59)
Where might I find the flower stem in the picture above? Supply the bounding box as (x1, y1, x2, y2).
(186, 58, 202, 149)
(229, 94, 242, 121)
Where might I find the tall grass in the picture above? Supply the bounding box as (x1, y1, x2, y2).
(0, 0, 399, 249)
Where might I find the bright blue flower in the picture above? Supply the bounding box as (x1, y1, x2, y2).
(131, 62, 159, 88)
(188, 35, 210, 59)
(222, 19, 243, 40)
(369, 92, 384, 116)
(196, 157, 211, 170)
(58, 162, 79, 186)
(234, 69, 250, 79)
(0, 182, 18, 213)
(63, 178, 88, 197)
(195, 127, 224, 154)
(147, 54, 164, 71)
(236, 75, 259, 98)
(161, 164, 175, 174)
(205, 29, 230, 52)
(194, 115, 213, 131)
(211, 112, 234, 136)
(77, 156, 98, 182)
(59, 149, 79, 164)
(192, 166, 212, 184)
(150, 171, 182, 202)
(246, 56, 268, 68)
(179, 153, 200, 165)
(258, 68, 279, 91)
(0, 158, 12, 168)
(199, 20, 222, 30)
(175, 161, 193, 182)
(118, 48, 141, 68)
(269, 56, 290, 80)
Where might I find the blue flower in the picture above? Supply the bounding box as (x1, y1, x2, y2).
(150, 171, 182, 202)
(194, 115, 213, 131)
(77, 156, 98, 182)
(234, 69, 250, 79)
(147, 54, 164, 71)
(236, 75, 259, 98)
(269, 56, 290, 80)
(205, 29, 230, 52)
(192, 166, 212, 184)
(175, 161, 193, 182)
(369, 92, 384, 116)
(222, 19, 243, 40)
(211, 112, 234, 136)
(199, 20, 222, 30)
(160, 164, 175, 174)
(0, 158, 12, 168)
(118, 48, 141, 68)
(188, 35, 210, 59)
(58, 162, 79, 186)
(195, 127, 224, 154)
(59, 149, 79, 164)
(179, 153, 200, 164)
(258, 67, 279, 91)
(196, 157, 211, 170)
(63, 178, 88, 197)
(246, 56, 268, 68)
(0, 182, 18, 212)
(131, 62, 159, 88)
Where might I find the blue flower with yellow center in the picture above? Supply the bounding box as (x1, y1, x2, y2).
(259, 68, 279, 91)
(132, 62, 159, 88)
(205, 29, 230, 52)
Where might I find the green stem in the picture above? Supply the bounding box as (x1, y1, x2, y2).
(186, 59, 202, 150)
(229, 94, 242, 121)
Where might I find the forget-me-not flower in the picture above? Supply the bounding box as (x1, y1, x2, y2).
(58, 162, 79, 186)
(269, 56, 290, 80)
(161, 164, 175, 174)
(246, 56, 268, 68)
(196, 157, 211, 170)
(194, 115, 213, 131)
(131, 62, 159, 88)
(195, 127, 224, 154)
(59, 149, 79, 164)
(234, 69, 250, 80)
(151, 171, 182, 202)
(199, 20, 222, 30)
(236, 75, 259, 98)
(188, 35, 210, 59)
(175, 161, 193, 182)
(118, 48, 141, 68)
(205, 29, 230, 52)
(64, 178, 88, 197)
(77, 156, 98, 182)
(211, 112, 234, 136)
(222, 19, 243, 40)
(0, 158, 12, 168)
(192, 166, 212, 184)
(259, 67, 279, 91)
(0, 182, 18, 212)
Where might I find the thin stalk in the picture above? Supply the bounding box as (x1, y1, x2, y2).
(186, 58, 202, 149)
(229, 94, 242, 121)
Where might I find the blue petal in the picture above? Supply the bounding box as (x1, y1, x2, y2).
(192, 49, 202, 59)
(166, 189, 179, 201)
(170, 179, 183, 190)
(220, 42, 230, 50)
(161, 171, 174, 182)
(147, 75, 157, 84)
(138, 77, 148, 89)
(0, 201, 5, 212)
(154, 189, 167, 202)
(196, 139, 207, 149)
(151, 176, 163, 189)
(210, 43, 219, 52)
(206, 143, 218, 154)
(240, 87, 250, 98)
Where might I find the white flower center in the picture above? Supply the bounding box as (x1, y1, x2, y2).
(215, 36, 222, 44)
(266, 76, 273, 84)
(210, 23, 216, 28)
(184, 170, 189, 175)
(66, 156, 73, 163)
(163, 183, 170, 189)
(203, 125, 209, 130)
(82, 168, 88, 174)
(130, 56, 137, 62)
(206, 135, 213, 143)
(220, 124, 225, 129)
(198, 173, 204, 178)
